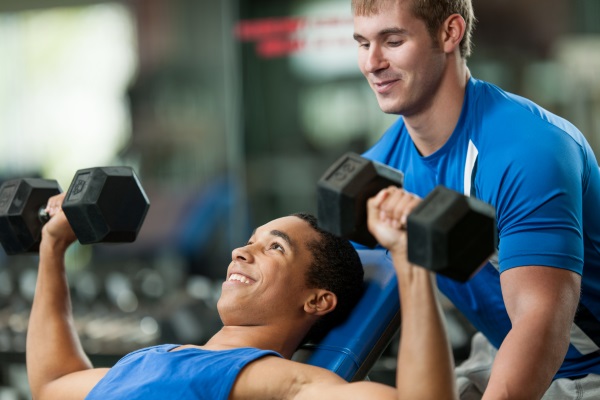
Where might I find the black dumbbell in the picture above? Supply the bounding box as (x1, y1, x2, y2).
(0, 167, 150, 255)
(317, 152, 405, 247)
(317, 152, 497, 282)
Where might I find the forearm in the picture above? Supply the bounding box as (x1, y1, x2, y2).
(393, 252, 457, 400)
(26, 239, 92, 397)
(365, 187, 457, 399)
(483, 320, 570, 400)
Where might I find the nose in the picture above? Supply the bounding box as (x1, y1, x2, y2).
(364, 45, 389, 74)
(232, 245, 254, 263)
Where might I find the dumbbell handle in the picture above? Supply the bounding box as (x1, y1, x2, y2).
(38, 206, 50, 224)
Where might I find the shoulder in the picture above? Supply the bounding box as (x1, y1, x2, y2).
(472, 78, 584, 147)
(230, 356, 347, 400)
(470, 79, 588, 186)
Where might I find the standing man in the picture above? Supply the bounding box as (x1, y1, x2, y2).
(352, 0, 600, 399)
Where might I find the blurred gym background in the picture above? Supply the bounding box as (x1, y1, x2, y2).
(0, 0, 598, 398)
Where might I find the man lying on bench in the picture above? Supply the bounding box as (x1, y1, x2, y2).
(27, 187, 457, 400)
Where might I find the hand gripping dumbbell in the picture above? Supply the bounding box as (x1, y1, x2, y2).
(317, 152, 497, 282)
(0, 167, 150, 255)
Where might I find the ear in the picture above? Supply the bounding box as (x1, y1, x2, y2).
(439, 13, 466, 54)
(303, 290, 337, 317)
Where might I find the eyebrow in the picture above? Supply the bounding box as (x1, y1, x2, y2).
(248, 228, 297, 253)
(353, 27, 408, 42)
(270, 229, 296, 253)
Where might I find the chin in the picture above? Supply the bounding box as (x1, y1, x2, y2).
(373, 95, 400, 114)
(378, 103, 404, 115)
(380, 97, 418, 115)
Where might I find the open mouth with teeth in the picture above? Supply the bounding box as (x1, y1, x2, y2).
(228, 273, 255, 284)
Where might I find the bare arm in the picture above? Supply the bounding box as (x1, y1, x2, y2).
(367, 187, 458, 400)
(26, 194, 107, 399)
(483, 265, 580, 400)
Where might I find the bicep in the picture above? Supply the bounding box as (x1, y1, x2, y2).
(37, 368, 109, 400)
(232, 356, 397, 400)
(501, 265, 580, 327)
(302, 378, 457, 400)
(298, 380, 396, 400)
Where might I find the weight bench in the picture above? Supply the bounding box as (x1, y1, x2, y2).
(293, 248, 401, 381)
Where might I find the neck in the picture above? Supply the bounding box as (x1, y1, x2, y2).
(201, 324, 309, 359)
(405, 61, 470, 157)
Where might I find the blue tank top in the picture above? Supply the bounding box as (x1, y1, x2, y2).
(85, 345, 282, 400)
(363, 77, 600, 378)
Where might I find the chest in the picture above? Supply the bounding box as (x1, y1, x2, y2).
(382, 132, 477, 198)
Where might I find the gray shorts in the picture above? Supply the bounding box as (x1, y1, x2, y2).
(456, 332, 600, 400)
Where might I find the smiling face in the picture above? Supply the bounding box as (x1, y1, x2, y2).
(217, 216, 322, 328)
(353, 0, 446, 116)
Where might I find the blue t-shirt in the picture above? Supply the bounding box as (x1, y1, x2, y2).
(85, 345, 282, 400)
(363, 77, 600, 378)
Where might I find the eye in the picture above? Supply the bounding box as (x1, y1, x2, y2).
(384, 34, 404, 47)
(357, 42, 370, 49)
(269, 242, 285, 253)
(245, 240, 253, 246)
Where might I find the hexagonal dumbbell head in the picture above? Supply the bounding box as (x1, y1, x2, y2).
(62, 167, 150, 244)
(0, 178, 62, 255)
(406, 186, 497, 282)
(317, 152, 404, 247)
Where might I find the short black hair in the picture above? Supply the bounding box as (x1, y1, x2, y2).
(291, 212, 364, 342)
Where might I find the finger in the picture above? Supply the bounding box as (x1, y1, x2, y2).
(45, 205, 61, 217)
(396, 197, 416, 228)
(368, 187, 392, 209)
(368, 189, 393, 224)
(380, 189, 422, 229)
(44, 193, 66, 216)
(393, 195, 422, 228)
(380, 189, 410, 221)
